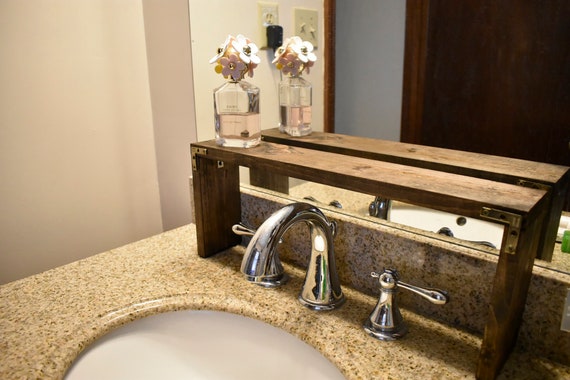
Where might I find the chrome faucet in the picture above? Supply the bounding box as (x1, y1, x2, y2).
(368, 196, 391, 219)
(236, 202, 346, 311)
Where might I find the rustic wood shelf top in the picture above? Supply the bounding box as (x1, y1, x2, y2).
(261, 128, 569, 186)
(192, 139, 547, 220)
(261, 128, 570, 263)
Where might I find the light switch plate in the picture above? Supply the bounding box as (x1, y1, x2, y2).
(294, 8, 318, 48)
(561, 288, 570, 332)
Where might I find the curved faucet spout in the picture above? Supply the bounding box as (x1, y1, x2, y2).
(240, 202, 345, 310)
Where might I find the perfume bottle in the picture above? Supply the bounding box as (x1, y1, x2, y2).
(209, 34, 262, 148)
(272, 36, 316, 137)
(214, 80, 260, 148)
(278, 75, 312, 137)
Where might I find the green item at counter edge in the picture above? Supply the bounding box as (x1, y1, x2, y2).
(562, 230, 570, 253)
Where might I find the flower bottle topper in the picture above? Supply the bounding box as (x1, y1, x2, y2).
(273, 36, 317, 77)
(209, 34, 261, 81)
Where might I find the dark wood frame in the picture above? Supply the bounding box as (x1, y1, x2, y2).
(323, 0, 335, 133)
(400, 0, 429, 143)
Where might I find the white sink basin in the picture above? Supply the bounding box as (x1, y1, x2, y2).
(389, 202, 504, 249)
(65, 310, 346, 380)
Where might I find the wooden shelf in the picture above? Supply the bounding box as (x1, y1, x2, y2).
(191, 131, 569, 380)
(261, 128, 570, 261)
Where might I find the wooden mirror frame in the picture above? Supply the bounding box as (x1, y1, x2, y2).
(324, 0, 335, 133)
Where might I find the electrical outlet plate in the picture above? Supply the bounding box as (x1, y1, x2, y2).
(294, 8, 318, 48)
(258, 2, 279, 49)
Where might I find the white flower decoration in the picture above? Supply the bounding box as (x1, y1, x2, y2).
(272, 36, 317, 76)
(209, 34, 260, 80)
(209, 35, 232, 64)
(232, 34, 261, 65)
(300, 41, 317, 63)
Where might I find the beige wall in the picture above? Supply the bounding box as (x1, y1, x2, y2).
(0, 0, 323, 284)
(143, 0, 197, 230)
(0, 0, 196, 284)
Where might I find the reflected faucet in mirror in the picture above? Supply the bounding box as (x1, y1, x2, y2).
(368, 196, 392, 219)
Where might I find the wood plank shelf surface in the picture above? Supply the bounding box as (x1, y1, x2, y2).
(262, 128, 570, 261)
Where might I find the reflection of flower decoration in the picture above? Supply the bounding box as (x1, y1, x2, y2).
(273, 36, 317, 76)
(277, 53, 302, 76)
(210, 34, 260, 81)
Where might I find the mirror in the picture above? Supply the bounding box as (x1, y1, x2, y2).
(188, 1, 569, 274)
(188, 0, 327, 143)
(280, 179, 570, 274)
(330, 0, 570, 273)
(333, 0, 569, 168)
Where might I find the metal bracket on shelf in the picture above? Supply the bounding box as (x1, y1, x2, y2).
(516, 179, 550, 191)
(480, 207, 522, 255)
(191, 147, 208, 171)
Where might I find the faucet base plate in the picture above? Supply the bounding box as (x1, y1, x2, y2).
(246, 273, 290, 288)
(298, 294, 346, 311)
(363, 319, 408, 341)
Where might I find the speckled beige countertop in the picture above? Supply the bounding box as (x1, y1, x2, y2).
(1, 224, 569, 379)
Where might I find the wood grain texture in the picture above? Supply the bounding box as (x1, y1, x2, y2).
(324, 0, 335, 133)
(194, 140, 546, 218)
(477, 208, 545, 380)
(192, 156, 241, 257)
(401, 0, 430, 144)
(262, 128, 570, 261)
(250, 167, 289, 194)
(401, 0, 570, 214)
(263, 128, 568, 185)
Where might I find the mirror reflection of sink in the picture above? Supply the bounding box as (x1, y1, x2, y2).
(286, 181, 504, 249)
(388, 202, 504, 249)
(65, 310, 346, 380)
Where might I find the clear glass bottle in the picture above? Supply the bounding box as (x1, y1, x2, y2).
(214, 80, 260, 148)
(278, 75, 312, 136)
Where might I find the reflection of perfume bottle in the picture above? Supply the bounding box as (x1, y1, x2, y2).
(279, 75, 312, 137)
(214, 80, 260, 148)
(272, 36, 316, 137)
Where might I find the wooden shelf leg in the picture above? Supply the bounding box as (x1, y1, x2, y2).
(536, 177, 569, 261)
(249, 167, 290, 194)
(476, 215, 542, 379)
(192, 155, 241, 257)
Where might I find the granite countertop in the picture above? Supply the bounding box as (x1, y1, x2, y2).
(0, 224, 568, 379)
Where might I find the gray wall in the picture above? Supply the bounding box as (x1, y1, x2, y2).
(335, 0, 406, 140)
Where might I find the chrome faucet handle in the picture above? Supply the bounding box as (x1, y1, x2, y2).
(232, 223, 256, 237)
(233, 222, 288, 288)
(363, 269, 449, 340)
(368, 196, 391, 219)
(233, 222, 286, 244)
